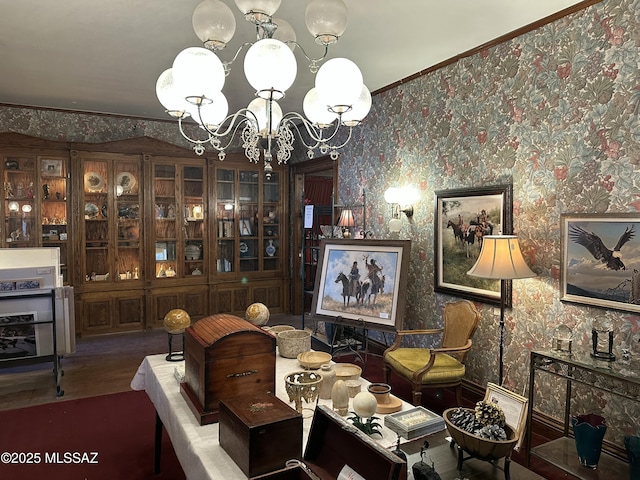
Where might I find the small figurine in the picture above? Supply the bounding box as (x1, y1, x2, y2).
(42, 183, 50, 200)
(26, 182, 34, 199)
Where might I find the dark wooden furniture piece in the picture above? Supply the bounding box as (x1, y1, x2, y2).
(219, 391, 303, 477)
(181, 313, 276, 425)
(0, 133, 290, 336)
(253, 404, 407, 480)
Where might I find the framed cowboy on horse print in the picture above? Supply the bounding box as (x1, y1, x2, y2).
(434, 184, 513, 306)
(310, 239, 411, 332)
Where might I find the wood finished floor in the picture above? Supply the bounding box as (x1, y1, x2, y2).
(0, 314, 573, 479)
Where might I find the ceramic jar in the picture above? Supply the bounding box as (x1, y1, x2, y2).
(318, 364, 336, 400)
(331, 379, 349, 416)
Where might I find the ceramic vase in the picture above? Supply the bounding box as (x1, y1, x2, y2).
(331, 379, 349, 416)
(624, 435, 640, 480)
(318, 364, 336, 400)
(571, 413, 607, 469)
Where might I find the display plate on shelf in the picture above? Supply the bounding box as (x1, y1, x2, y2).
(116, 172, 137, 193)
(84, 202, 99, 219)
(84, 172, 104, 192)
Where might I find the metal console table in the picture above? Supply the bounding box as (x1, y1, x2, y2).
(525, 350, 636, 479)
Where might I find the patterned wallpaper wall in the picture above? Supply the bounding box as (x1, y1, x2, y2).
(0, 0, 638, 443)
(334, 0, 640, 444)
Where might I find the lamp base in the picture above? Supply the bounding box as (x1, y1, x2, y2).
(591, 352, 616, 362)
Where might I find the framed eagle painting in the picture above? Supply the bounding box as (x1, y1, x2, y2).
(561, 213, 640, 313)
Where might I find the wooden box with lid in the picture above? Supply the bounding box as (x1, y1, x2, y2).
(180, 313, 276, 425)
(219, 392, 303, 478)
(252, 405, 407, 480)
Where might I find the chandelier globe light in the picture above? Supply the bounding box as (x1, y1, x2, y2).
(305, 0, 348, 45)
(244, 39, 297, 99)
(156, 0, 370, 175)
(192, 0, 237, 50)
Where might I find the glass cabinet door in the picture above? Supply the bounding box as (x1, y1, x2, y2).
(114, 162, 142, 281)
(3, 156, 37, 248)
(216, 169, 235, 273)
(183, 165, 205, 277)
(40, 156, 69, 282)
(82, 160, 110, 282)
(153, 164, 178, 279)
(239, 170, 259, 272)
(262, 172, 280, 271)
(152, 161, 206, 280)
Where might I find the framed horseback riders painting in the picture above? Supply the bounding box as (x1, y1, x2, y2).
(434, 184, 513, 306)
(310, 239, 411, 332)
(561, 213, 640, 313)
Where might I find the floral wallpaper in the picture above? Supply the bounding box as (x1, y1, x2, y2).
(0, 0, 638, 447)
(333, 0, 640, 447)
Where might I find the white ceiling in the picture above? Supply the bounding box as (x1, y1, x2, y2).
(0, 0, 587, 122)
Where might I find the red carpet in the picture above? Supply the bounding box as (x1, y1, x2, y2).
(0, 390, 185, 480)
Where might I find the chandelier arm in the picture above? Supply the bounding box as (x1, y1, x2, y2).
(220, 41, 255, 75)
(284, 41, 329, 72)
(177, 116, 215, 150)
(281, 112, 344, 144)
(200, 108, 257, 138)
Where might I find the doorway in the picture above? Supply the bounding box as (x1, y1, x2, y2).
(290, 157, 337, 316)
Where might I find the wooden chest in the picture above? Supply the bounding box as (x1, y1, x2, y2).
(253, 405, 407, 480)
(180, 313, 276, 425)
(219, 392, 303, 478)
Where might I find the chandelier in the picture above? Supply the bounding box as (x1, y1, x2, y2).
(155, 0, 371, 176)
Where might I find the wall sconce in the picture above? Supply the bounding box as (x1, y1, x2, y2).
(384, 187, 417, 233)
(337, 209, 355, 238)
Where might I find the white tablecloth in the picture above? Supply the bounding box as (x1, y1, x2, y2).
(131, 353, 414, 480)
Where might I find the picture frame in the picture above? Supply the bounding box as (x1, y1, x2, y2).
(561, 213, 640, 313)
(434, 184, 513, 306)
(240, 218, 253, 236)
(484, 382, 528, 451)
(310, 239, 411, 332)
(383, 406, 445, 439)
(41, 159, 63, 177)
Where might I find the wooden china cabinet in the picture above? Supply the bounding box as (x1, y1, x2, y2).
(1, 134, 72, 284)
(1, 134, 289, 336)
(73, 149, 146, 334)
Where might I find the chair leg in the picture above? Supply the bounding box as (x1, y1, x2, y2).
(412, 389, 422, 406)
(454, 384, 463, 406)
(383, 363, 391, 383)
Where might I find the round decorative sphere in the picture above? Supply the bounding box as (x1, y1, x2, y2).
(245, 302, 270, 326)
(353, 391, 378, 418)
(163, 309, 191, 334)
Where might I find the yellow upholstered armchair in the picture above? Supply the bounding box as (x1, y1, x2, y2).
(383, 299, 480, 406)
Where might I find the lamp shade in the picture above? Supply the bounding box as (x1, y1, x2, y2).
(247, 97, 283, 135)
(244, 39, 297, 99)
(192, 0, 236, 50)
(305, 0, 348, 45)
(315, 57, 363, 113)
(303, 87, 338, 126)
(272, 17, 297, 51)
(156, 68, 189, 117)
(341, 84, 371, 127)
(172, 47, 226, 102)
(189, 91, 229, 128)
(234, 0, 281, 22)
(337, 209, 355, 227)
(467, 235, 535, 279)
